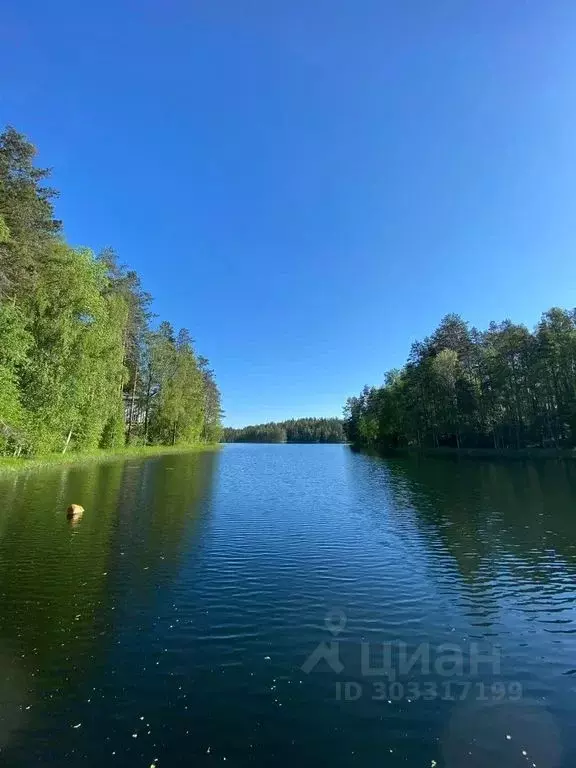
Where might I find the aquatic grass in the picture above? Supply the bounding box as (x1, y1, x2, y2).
(0, 444, 221, 474)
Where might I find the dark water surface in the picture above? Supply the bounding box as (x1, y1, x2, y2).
(1, 445, 576, 767)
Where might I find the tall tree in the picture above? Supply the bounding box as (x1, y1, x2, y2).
(0, 127, 60, 298)
(344, 308, 576, 453)
(0, 125, 222, 457)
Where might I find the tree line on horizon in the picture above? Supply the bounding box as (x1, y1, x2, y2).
(223, 417, 345, 443)
(344, 309, 576, 452)
(0, 126, 222, 457)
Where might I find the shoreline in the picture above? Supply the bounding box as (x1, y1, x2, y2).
(0, 444, 221, 475)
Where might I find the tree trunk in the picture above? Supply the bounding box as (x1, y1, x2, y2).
(143, 364, 153, 445)
(62, 429, 73, 454)
(127, 368, 138, 444)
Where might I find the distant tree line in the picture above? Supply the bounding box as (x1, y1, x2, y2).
(344, 310, 576, 452)
(223, 417, 345, 443)
(0, 126, 222, 457)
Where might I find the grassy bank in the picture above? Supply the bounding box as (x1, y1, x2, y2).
(354, 445, 576, 461)
(0, 444, 221, 475)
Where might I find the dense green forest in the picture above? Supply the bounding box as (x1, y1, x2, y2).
(223, 418, 345, 443)
(344, 310, 576, 452)
(0, 126, 222, 457)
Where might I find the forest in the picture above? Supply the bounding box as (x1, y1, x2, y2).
(344, 310, 576, 452)
(223, 418, 345, 443)
(0, 126, 222, 457)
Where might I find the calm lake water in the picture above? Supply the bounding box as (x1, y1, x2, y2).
(1, 445, 576, 767)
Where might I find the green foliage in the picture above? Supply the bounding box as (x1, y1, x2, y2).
(0, 126, 61, 298)
(99, 405, 127, 450)
(146, 328, 205, 446)
(344, 309, 576, 452)
(0, 126, 222, 457)
(0, 301, 31, 452)
(224, 417, 345, 443)
(0, 214, 10, 243)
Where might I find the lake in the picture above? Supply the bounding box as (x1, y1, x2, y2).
(1, 444, 576, 767)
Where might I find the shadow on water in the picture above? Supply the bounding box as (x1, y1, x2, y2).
(381, 455, 576, 581)
(347, 446, 576, 581)
(345, 449, 576, 767)
(0, 450, 219, 764)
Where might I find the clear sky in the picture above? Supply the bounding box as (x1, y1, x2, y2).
(2, 1, 576, 426)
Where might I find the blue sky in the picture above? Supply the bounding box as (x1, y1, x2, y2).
(2, 1, 576, 426)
